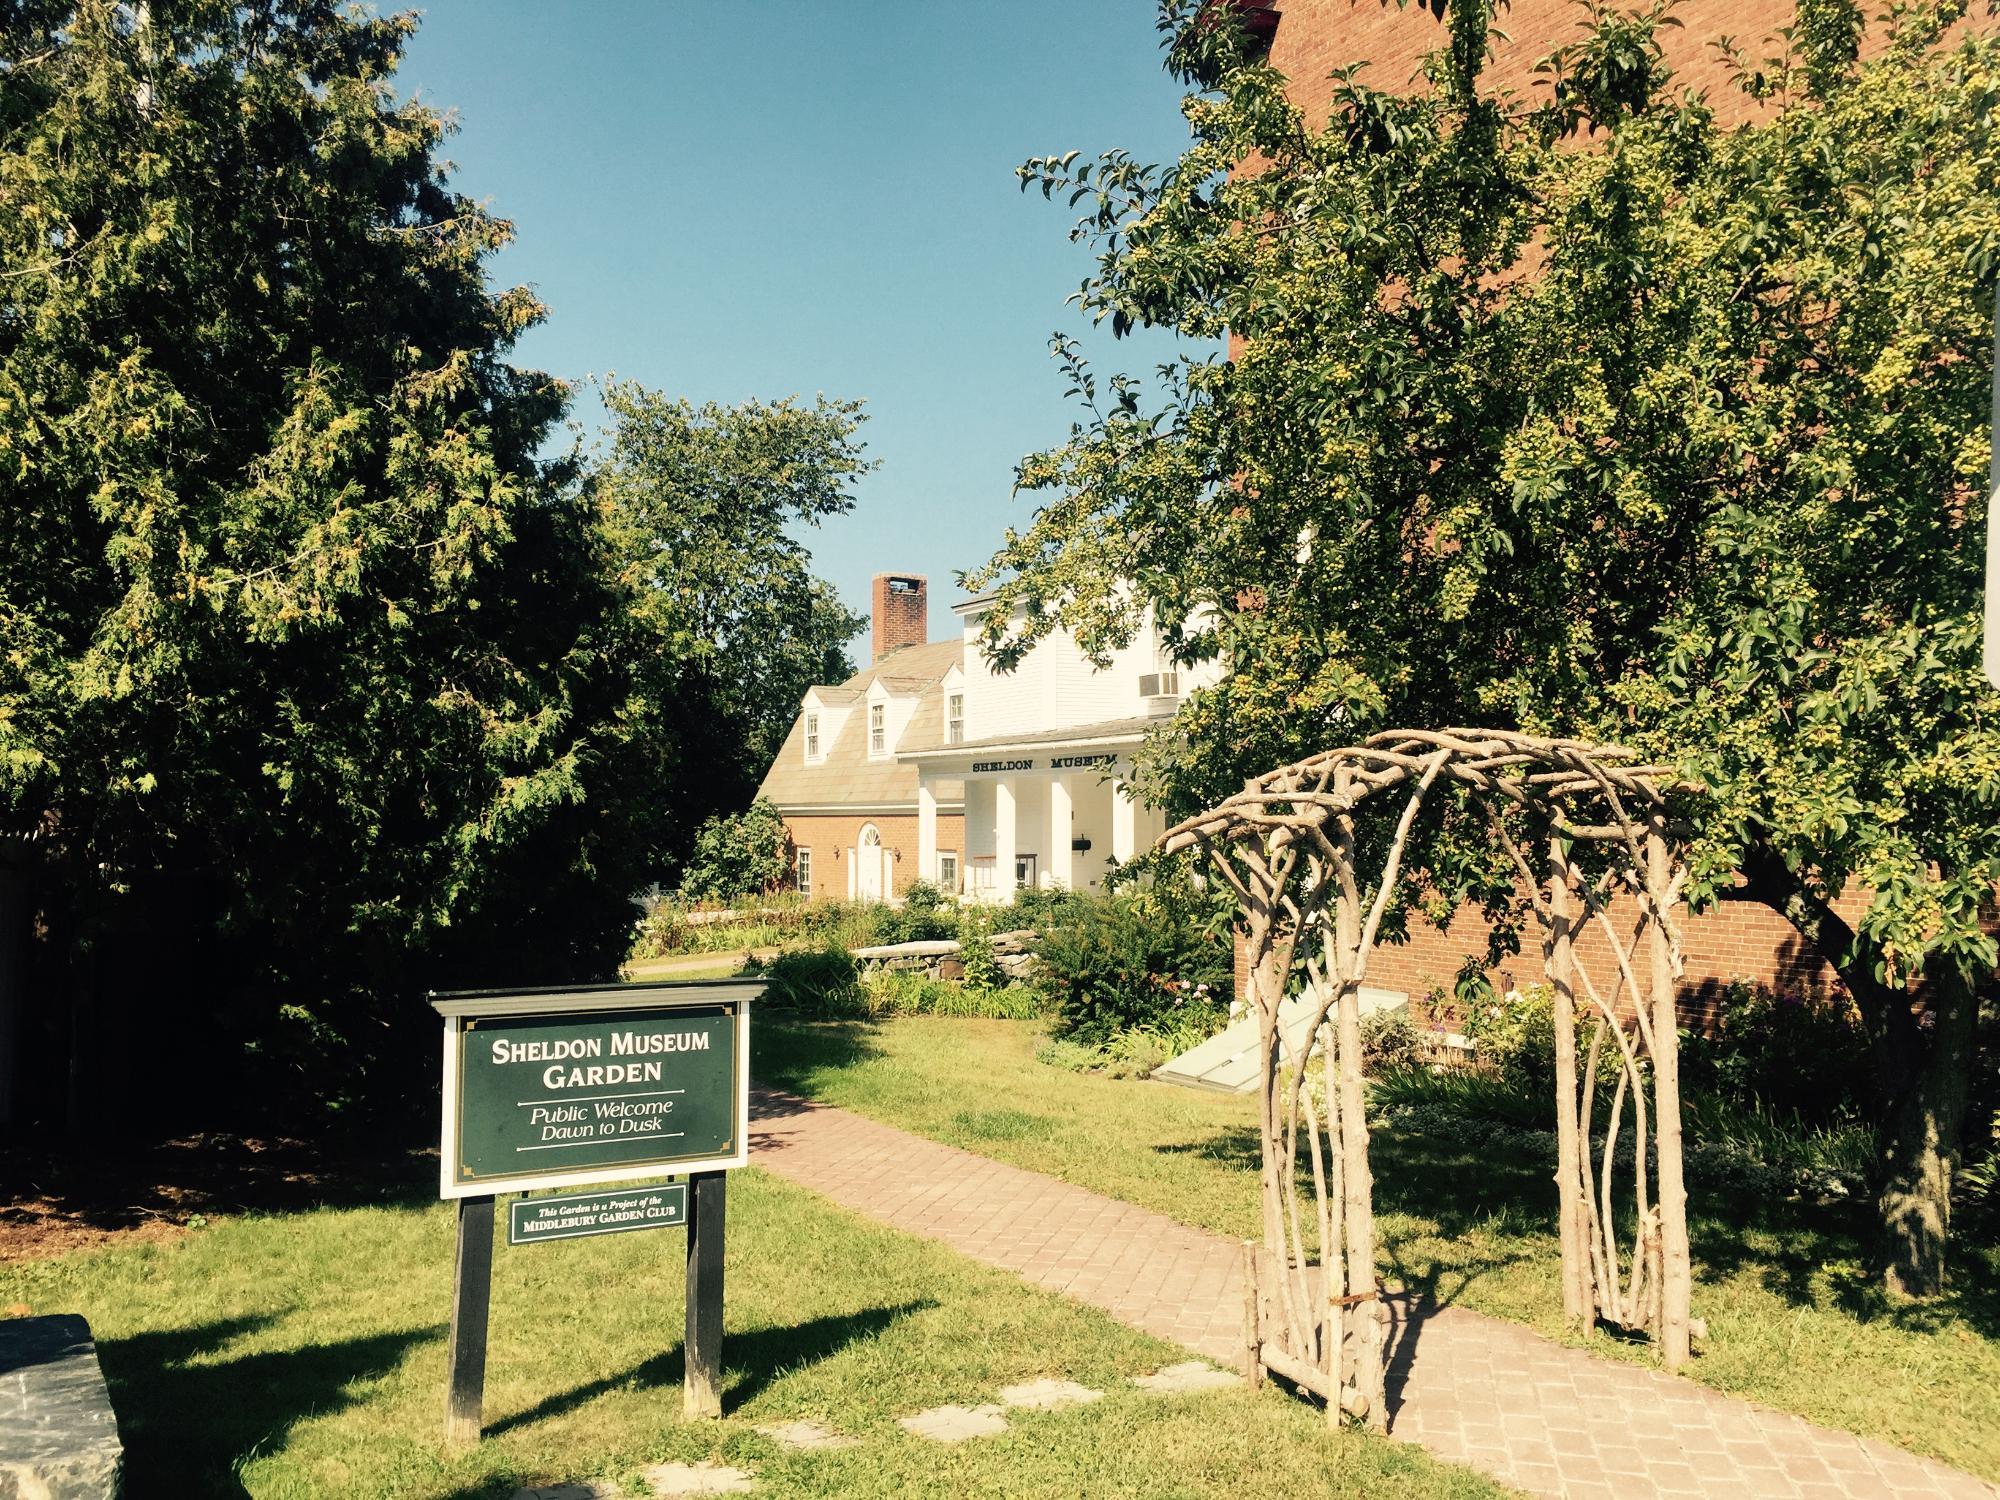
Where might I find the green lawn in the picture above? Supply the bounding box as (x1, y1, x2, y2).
(754, 1015, 2000, 1482)
(0, 1167, 1508, 1499)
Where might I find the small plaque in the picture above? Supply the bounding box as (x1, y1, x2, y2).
(508, 1183, 688, 1245)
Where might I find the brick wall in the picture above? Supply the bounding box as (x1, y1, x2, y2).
(781, 812, 966, 902)
(1263, 0, 1799, 131)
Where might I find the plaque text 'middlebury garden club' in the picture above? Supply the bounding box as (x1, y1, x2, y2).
(435, 984, 751, 1198)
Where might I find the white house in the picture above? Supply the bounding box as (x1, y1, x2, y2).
(758, 575, 1221, 903)
(898, 593, 1222, 900)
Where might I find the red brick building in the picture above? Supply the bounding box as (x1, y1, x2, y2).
(757, 575, 966, 903)
(1223, 0, 1879, 1019)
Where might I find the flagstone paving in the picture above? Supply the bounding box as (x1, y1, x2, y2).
(752, 1417, 857, 1450)
(997, 1376, 1103, 1410)
(639, 1459, 756, 1496)
(748, 1087, 1999, 1500)
(898, 1402, 1010, 1443)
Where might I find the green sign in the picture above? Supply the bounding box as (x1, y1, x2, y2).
(432, 981, 753, 1199)
(509, 1183, 688, 1245)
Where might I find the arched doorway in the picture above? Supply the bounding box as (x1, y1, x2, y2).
(856, 823, 886, 902)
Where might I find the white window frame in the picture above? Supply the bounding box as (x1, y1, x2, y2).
(804, 711, 820, 762)
(795, 848, 812, 895)
(946, 692, 964, 745)
(938, 850, 959, 891)
(869, 702, 886, 757)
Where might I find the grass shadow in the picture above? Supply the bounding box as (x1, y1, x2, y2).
(98, 1315, 443, 1498)
(1153, 1125, 1261, 1173)
(483, 1298, 932, 1437)
(750, 1018, 887, 1097)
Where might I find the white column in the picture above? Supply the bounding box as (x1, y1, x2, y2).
(917, 779, 938, 885)
(994, 778, 1017, 902)
(1111, 777, 1139, 865)
(1047, 775, 1074, 889)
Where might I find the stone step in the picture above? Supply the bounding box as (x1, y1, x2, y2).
(0, 1314, 122, 1500)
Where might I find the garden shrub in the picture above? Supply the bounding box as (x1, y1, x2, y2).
(1010, 885, 1090, 932)
(859, 970, 1042, 1020)
(923, 982, 1043, 1020)
(759, 945, 866, 1018)
(1678, 980, 1871, 1126)
(957, 917, 1004, 991)
(901, 879, 947, 913)
(1461, 983, 1556, 1092)
(1103, 1026, 1173, 1079)
(677, 797, 791, 902)
(875, 902, 959, 945)
(1361, 1006, 1425, 1073)
(1035, 882, 1230, 1048)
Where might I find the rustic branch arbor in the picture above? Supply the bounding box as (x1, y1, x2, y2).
(1157, 729, 1696, 1430)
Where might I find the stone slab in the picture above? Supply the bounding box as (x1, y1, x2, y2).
(753, 1419, 856, 1451)
(1131, 1361, 1243, 1394)
(640, 1459, 756, 1496)
(0, 1314, 122, 1500)
(898, 1403, 1009, 1442)
(997, 1379, 1102, 1410)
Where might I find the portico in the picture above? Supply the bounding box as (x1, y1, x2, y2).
(905, 723, 1166, 899)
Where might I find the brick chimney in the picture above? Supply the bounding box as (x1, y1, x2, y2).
(871, 573, 927, 661)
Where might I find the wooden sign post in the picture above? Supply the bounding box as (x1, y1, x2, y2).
(683, 1171, 727, 1419)
(429, 979, 755, 1445)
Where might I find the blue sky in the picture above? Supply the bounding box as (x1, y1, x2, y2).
(400, 1, 1202, 644)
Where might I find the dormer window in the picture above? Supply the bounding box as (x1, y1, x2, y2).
(947, 693, 964, 745)
(804, 711, 820, 761)
(869, 702, 886, 756)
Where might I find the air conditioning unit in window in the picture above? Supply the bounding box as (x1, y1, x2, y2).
(1138, 671, 1180, 700)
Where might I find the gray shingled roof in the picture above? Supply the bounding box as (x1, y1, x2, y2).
(757, 639, 965, 811)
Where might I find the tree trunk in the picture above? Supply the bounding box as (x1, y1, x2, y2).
(1730, 843, 1965, 1297)
(1875, 956, 1978, 1298)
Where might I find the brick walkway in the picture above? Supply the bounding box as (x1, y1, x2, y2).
(748, 1088, 1997, 1500)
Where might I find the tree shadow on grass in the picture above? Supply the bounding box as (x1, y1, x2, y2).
(98, 1314, 444, 1499)
(749, 1018, 887, 1098)
(482, 1298, 933, 1438)
(1156, 1121, 1533, 1425)
(1154, 1119, 1555, 1245)
(1686, 1192, 2000, 1342)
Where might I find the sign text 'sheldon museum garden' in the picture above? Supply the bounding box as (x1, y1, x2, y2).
(436, 984, 750, 1198)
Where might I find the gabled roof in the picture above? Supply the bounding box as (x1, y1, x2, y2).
(758, 639, 966, 812)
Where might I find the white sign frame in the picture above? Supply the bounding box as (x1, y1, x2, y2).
(431, 980, 754, 1201)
